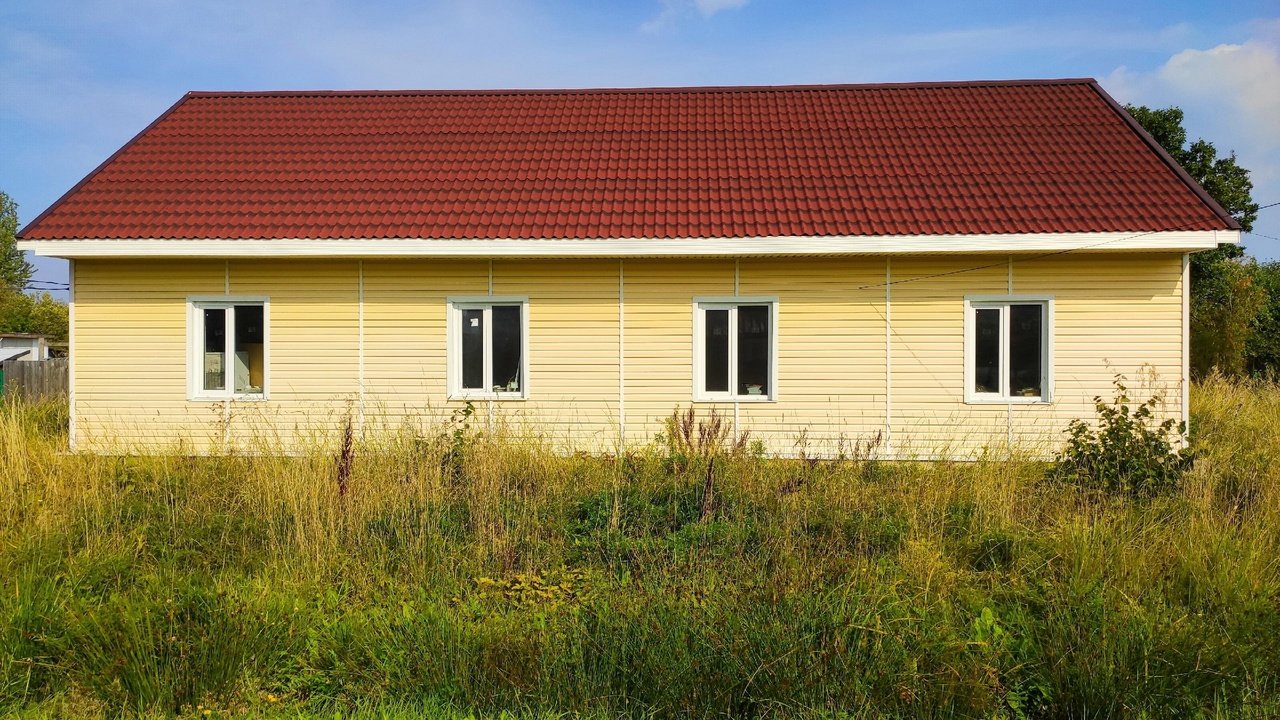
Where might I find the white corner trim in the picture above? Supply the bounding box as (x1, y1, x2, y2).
(67, 259, 76, 451)
(16, 230, 1239, 258)
(1181, 253, 1191, 435)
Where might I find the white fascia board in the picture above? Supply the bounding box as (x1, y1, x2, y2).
(16, 230, 1237, 258)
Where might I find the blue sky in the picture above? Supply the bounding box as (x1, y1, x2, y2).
(4, 0, 1279, 294)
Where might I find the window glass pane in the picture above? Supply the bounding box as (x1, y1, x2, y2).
(233, 305, 264, 394)
(461, 308, 484, 390)
(491, 305, 522, 393)
(1009, 304, 1043, 398)
(202, 308, 226, 391)
(704, 308, 730, 393)
(737, 305, 770, 396)
(973, 307, 1000, 394)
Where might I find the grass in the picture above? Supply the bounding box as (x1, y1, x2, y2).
(1, 376, 1278, 718)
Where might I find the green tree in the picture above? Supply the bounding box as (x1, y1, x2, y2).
(0, 290, 69, 341)
(0, 191, 33, 292)
(29, 292, 69, 342)
(0, 288, 33, 334)
(1247, 262, 1280, 376)
(1126, 105, 1263, 376)
(0, 191, 69, 342)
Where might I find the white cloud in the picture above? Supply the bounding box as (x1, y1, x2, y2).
(1159, 41, 1280, 153)
(694, 0, 749, 16)
(1104, 28, 1280, 258)
(641, 0, 748, 33)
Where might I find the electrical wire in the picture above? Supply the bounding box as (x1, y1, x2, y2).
(850, 200, 1280, 293)
(12, 201, 1279, 294)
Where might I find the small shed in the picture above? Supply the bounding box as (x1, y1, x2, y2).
(0, 334, 50, 362)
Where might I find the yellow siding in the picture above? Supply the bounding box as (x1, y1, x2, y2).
(72, 254, 1186, 457)
(1010, 253, 1184, 454)
(75, 259, 225, 451)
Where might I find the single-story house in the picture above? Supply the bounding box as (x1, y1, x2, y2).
(17, 79, 1239, 456)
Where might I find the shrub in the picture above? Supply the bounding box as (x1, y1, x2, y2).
(1050, 377, 1194, 496)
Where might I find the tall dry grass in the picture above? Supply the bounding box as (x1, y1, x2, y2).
(0, 384, 1277, 718)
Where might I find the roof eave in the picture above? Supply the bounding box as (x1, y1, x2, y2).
(17, 230, 1238, 259)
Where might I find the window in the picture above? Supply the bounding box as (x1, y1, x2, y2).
(964, 297, 1052, 403)
(448, 298, 528, 399)
(694, 299, 777, 401)
(189, 299, 268, 400)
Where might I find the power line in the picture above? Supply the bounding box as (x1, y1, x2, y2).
(851, 200, 1280, 293)
(12, 200, 1279, 296)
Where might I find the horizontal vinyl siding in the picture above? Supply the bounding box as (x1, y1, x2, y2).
(890, 257, 1008, 457)
(623, 260, 735, 446)
(73, 254, 1185, 457)
(361, 259, 486, 432)
(1010, 253, 1183, 453)
(75, 259, 225, 451)
(225, 260, 359, 449)
(737, 257, 886, 454)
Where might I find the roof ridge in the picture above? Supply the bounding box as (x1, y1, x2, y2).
(183, 78, 1098, 99)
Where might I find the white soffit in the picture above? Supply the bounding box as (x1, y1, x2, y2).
(17, 230, 1236, 258)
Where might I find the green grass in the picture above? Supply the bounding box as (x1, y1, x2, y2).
(1, 377, 1278, 718)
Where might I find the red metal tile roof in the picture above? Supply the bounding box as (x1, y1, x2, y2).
(19, 79, 1237, 241)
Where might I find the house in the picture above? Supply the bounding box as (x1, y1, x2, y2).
(0, 333, 50, 363)
(16, 80, 1239, 456)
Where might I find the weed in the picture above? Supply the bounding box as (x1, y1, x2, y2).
(1051, 376, 1195, 496)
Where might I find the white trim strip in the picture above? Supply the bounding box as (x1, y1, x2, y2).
(884, 257, 892, 454)
(17, 231, 1238, 258)
(1007, 256, 1014, 448)
(357, 260, 365, 433)
(1181, 252, 1191, 438)
(617, 259, 625, 451)
(67, 259, 76, 450)
(733, 259, 740, 430)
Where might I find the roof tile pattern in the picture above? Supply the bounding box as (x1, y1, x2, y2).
(19, 81, 1234, 240)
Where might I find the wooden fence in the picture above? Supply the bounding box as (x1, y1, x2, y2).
(1, 358, 69, 401)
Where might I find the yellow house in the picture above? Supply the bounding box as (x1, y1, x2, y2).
(17, 80, 1240, 457)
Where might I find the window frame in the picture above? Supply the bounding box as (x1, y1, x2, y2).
(446, 296, 530, 401)
(187, 296, 271, 402)
(963, 295, 1054, 404)
(692, 296, 779, 403)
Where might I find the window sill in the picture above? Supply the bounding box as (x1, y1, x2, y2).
(964, 395, 1052, 405)
(448, 393, 528, 402)
(693, 396, 777, 403)
(189, 394, 269, 403)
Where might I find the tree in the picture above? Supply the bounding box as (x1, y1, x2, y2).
(0, 290, 68, 342)
(1126, 105, 1264, 376)
(0, 191, 69, 342)
(1125, 106, 1258, 232)
(29, 292, 69, 342)
(1247, 262, 1280, 376)
(0, 191, 33, 292)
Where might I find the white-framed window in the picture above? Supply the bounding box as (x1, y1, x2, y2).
(693, 297, 778, 402)
(447, 297, 529, 400)
(187, 297, 269, 401)
(963, 296, 1053, 404)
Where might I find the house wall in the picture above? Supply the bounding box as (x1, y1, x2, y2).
(71, 253, 1185, 456)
